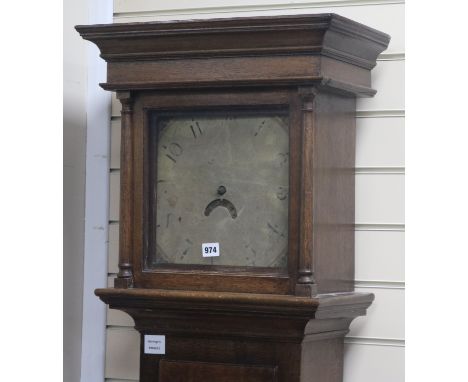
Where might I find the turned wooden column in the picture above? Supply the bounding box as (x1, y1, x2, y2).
(296, 87, 317, 296)
(115, 91, 134, 288)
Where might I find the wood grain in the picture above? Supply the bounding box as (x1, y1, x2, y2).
(159, 360, 277, 382)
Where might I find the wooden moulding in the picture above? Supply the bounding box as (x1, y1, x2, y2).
(95, 288, 374, 319)
(75, 14, 390, 96)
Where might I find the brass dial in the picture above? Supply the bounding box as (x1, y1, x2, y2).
(150, 112, 289, 268)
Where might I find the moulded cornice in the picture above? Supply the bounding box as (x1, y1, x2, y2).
(76, 14, 390, 95)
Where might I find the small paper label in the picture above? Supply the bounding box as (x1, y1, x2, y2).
(144, 335, 165, 354)
(202, 242, 220, 257)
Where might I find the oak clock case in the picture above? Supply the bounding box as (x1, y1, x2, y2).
(76, 13, 390, 382)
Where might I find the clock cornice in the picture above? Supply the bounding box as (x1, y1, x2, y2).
(76, 13, 390, 96)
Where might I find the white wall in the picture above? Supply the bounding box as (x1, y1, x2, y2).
(64, 0, 88, 380)
(64, 1, 112, 381)
(104, 1, 405, 381)
(80, 2, 113, 382)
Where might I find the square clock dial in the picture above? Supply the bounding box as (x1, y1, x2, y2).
(148, 111, 289, 269)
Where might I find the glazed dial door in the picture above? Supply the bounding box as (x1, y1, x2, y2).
(148, 111, 289, 269)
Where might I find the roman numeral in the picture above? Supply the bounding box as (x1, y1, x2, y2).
(190, 123, 203, 138)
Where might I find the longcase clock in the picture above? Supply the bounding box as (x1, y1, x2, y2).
(77, 14, 390, 382)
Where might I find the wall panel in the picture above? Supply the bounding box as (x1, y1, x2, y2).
(108, 222, 119, 274)
(355, 173, 405, 224)
(357, 60, 405, 112)
(108, 307, 135, 327)
(356, 116, 405, 168)
(109, 172, 120, 222)
(355, 230, 404, 281)
(110, 120, 121, 170)
(343, 344, 404, 382)
(105, 327, 140, 380)
(349, 287, 404, 340)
